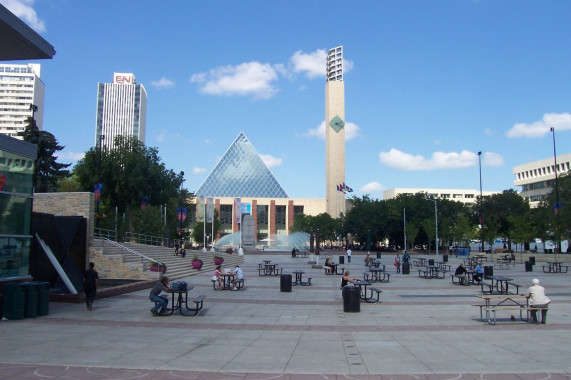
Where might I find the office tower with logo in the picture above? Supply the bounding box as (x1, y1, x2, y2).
(0, 63, 45, 138)
(95, 73, 147, 150)
(325, 46, 346, 218)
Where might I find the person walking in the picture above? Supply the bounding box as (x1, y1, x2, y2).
(346, 248, 352, 263)
(394, 254, 401, 273)
(83, 262, 99, 311)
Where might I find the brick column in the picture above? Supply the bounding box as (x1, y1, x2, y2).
(269, 200, 276, 236)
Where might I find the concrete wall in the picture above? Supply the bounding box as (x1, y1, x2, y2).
(33, 192, 94, 240)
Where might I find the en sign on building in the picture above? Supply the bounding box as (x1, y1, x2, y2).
(113, 73, 135, 84)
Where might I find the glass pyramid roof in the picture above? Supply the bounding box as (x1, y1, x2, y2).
(195, 132, 289, 198)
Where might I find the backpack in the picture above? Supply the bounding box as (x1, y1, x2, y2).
(171, 281, 187, 291)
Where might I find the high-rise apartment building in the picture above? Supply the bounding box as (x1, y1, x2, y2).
(325, 46, 346, 218)
(0, 63, 45, 138)
(95, 73, 147, 150)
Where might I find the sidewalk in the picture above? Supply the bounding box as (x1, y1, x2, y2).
(1, 252, 571, 379)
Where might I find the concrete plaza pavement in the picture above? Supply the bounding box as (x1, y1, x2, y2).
(1, 251, 571, 379)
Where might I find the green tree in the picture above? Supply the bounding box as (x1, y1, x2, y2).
(72, 135, 188, 238)
(18, 117, 71, 192)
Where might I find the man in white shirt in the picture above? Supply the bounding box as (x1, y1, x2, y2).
(526, 278, 551, 324)
(346, 248, 352, 263)
(230, 265, 244, 290)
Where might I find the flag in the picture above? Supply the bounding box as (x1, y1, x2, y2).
(206, 197, 214, 223)
(554, 202, 562, 215)
(93, 183, 103, 203)
(337, 183, 345, 194)
(196, 196, 205, 222)
(176, 207, 187, 222)
(140, 196, 149, 211)
(234, 198, 241, 224)
(0, 173, 6, 191)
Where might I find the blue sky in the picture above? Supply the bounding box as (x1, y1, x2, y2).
(3, 0, 571, 199)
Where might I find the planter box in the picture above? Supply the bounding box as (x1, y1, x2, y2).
(191, 261, 203, 270)
(214, 258, 224, 265)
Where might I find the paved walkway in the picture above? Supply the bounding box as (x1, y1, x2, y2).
(1, 252, 571, 379)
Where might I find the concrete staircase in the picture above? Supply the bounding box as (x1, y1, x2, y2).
(96, 239, 244, 280)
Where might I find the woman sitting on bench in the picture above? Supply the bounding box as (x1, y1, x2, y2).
(324, 258, 334, 274)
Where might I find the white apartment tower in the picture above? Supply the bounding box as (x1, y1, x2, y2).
(0, 63, 45, 138)
(325, 46, 346, 218)
(95, 73, 147, 150)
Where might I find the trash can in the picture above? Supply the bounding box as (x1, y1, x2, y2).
(443, 254, 448, 263)
(484, 266, 493, 279)
(2, 283, 26, 320)
(342, 286, 360, 312)
(339, 256, 344, 264)
(35, 281, 50, 316)
(525, 261, 533, 272)
(23, 282, 38, 318)
(376, 252, 382, 259)
(402, 262, 410, 275)
(529, 256, 535, 265)
(428, 259, 435, 266)
(280, 274, 292, 292)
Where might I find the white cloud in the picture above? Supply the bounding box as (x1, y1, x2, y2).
(290, 49, 327, 79)
(2, 0, 45, 32)
(483, 152, 504, 167)
(151, 77, 175, 89)
(190, 62, 279, 99)
(361, 181, 384, 193)
(58, 151, 85, 162)
(305, 121, 361, 141)
(379, 149, 478, 171)
(290, 49, 354, 79)
(506, 112, 571, 138)
(192, 167, 206, 174)
(259, 154, 282, 168)
(484, 127, 494, 136)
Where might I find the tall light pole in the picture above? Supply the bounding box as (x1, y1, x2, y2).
(426, 198, 438, 257)
(96, 134, 105, 229)
(478, 151, 484, 252)
(550, 127, 561, 255)
(178, 171, 185, 242)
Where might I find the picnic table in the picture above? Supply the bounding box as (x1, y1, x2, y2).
(481, 275, 515, 294)
(475, 294, 529, 325)
(354, 280, 375, 302)
(419, 265, 445, 279)
(164, 286, 205, 316)
(543, 261, 569, 273)
(292, 270, 312, 286)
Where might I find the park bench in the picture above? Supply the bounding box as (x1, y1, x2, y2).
(367, 287, 383, 303)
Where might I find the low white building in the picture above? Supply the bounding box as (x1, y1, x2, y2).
(513, 153, 571, 208)
(383, 188, 498, 205)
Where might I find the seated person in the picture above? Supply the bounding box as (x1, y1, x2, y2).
(510, 252, 515, 262)
(212, 265, 224, 289)
(454, 263, 468, 285)
(402, 251, 410, 264)
(473, 263, 484, 283)
(341, 271, 357, 288)
(526, 278, 551, 324)
(229, 265, 244, 290)
(364, 254, 371, 266)
(149, 276, 170, 316)
(324, 258, 334, 274)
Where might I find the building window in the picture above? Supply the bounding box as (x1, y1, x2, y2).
(275, 206, 286, 228)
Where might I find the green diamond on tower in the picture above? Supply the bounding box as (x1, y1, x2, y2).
(329, 115, 345, 133)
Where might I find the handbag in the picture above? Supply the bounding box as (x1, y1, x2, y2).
(394, 259, 398, 266)
(171, 281, 187, 291)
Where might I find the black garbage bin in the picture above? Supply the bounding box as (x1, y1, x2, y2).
(428, 259, 435, 266)
(376, 252, 382, 259)
(23, 282, 38, 318)
(342, 286, 360, 312)
(2, 283, 26, 320)
(443, 254, 448, 263)
(35, 281, 50, 316)
(339, 256, 344, 264)
(529, 256, 535, 265)
(280, 274, 292, 292)
(402, 262, 410, 274)
(525, 261, 533, 272)
(484, 266, 493, 279)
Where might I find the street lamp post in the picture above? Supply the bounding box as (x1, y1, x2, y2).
(179, 171, 185, 243)
(426, 198, 438, 257)
(550, 127, 561, 255)
(96, 134, 105, 228)
(478, 151, 484, 252)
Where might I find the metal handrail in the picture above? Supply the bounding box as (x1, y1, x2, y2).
(102, 238, 161, 266)
(124, 231, 168, 246)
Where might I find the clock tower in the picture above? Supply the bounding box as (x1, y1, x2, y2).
(325, 46, 346, 218)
